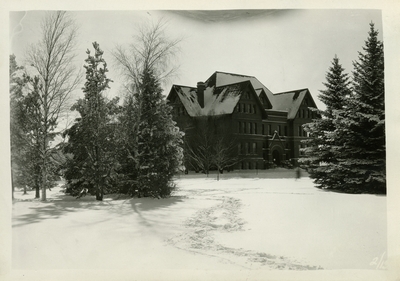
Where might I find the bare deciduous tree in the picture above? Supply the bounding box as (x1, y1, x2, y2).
(112, 18, 181, 92)
(213, 134, 239, 181)
(185, 116, 239, 179)
(24, 11, 80, 201)
(184, 121, 215, 176)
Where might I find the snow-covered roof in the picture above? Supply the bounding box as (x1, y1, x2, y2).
(168, 72, 317, 120)
(273, 89, 313, 119)
(205, 71, 275, 106)
(172, 81, 250, 117)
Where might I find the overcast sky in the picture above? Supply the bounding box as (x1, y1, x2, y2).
(10, 10, 383, 110)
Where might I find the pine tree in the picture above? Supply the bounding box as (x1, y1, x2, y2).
(332, 23, 385, 194)
(115, 86, 140, 195)
(113, 20, 183, 198)
(63, 42, 119, 200)
(133, 69, 183, 198)
(10, 55, 47, 199)
(300, 56, 351, 189)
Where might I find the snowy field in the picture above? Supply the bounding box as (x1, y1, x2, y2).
(11, 170, 387, 280)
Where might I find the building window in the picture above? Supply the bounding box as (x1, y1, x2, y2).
(247, 142, 251, 154)
(262, 124, 265, 135)
(253, 142, 257, 154)
(238, 121, 241, 133)
(299, 126, 302, 136)
(242, 122, 246, 134)
(248, 104, 252, 113)
(268, 124, 272, 135)
(254, 123, 258, 134)
(284, 126, 287, 136)
(253, 105, 257, 114)
(238, 143, 241, 154)
(248, 123, 251, 134)
(278, 125, 281, 135)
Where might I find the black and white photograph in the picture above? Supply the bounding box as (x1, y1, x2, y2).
(2, 2, 400, 281)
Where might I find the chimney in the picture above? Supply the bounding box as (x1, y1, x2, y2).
(197, 81, 205, 108)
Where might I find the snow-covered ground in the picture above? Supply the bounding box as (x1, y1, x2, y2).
(11, 171, 387, 280)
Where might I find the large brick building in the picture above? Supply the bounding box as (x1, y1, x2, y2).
(167, 71, 318, 170)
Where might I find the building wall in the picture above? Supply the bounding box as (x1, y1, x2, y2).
(168, 88, 316, 170)
(290, 98, 316, 165)
(263, 110, 288, 167)
(231, 87, 265, 170)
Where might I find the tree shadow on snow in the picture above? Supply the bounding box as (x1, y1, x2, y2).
(128, 196, 186, 229)
(12, 188, 187, 228)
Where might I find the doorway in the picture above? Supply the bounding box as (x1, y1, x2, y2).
(272, 150, 281, 165)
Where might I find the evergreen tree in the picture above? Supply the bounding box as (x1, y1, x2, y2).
(133, 69, 183, 198)
(300, 56, 351, 189)
(332, 23, 385, 193)
(113, 20, 183, 198)
(115, 87, 140, 195)
(10, 55, 47, 198)
(63, 42, 119, 200)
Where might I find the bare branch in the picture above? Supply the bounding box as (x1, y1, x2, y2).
(112, 18, 182, 91)
(22, 11, 80, 201)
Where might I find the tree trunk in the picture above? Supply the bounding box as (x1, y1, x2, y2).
(41, 164, 47, 201)
(35, 177, 40, 198)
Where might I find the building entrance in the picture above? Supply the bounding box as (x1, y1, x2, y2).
(272, 150, 281, 165)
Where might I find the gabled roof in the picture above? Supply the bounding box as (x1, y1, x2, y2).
(273, 88, 316, 119)
(170, 81, 254, 117)
(205, 71, 275, 106)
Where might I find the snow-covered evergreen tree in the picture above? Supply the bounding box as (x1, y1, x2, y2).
(63, 42, 119, 200)
(10, 55, 39, 198)
(133, 69, 183, 198)
(113, 20, 183, 198)
(332, 23, 385, 194)
(300, 56, 351, 189)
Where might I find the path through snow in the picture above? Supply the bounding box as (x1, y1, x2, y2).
(168, 188, 322, 270)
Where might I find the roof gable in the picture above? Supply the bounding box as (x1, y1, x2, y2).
(169, 81, 257, 117)
(273, 88, 316, 119)
(205, 71, 275, 106)
(256, 88, 273, 109)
